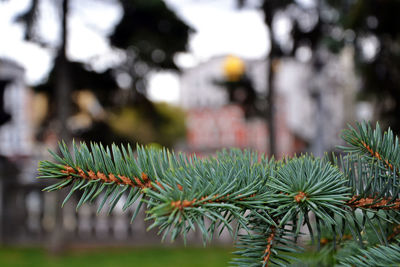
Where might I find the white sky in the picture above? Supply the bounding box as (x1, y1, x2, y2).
(167, 0, 268, 62)
(0, 0, 268, 103)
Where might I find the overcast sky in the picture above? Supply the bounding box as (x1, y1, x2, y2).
(0, 0, 268, 102)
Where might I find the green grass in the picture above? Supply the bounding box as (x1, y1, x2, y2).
(0, 246, 233, 267)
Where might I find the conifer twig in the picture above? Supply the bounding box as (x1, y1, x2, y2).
(37, 121, 400, 266)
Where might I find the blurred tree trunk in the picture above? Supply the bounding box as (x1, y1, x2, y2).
(56, 0, 71, 142)
(49, 0, 70, 254)
(264, 4, 277, 156)
(266, 52, 277, 156)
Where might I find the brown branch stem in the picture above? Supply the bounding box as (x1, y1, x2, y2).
(61, 165, 256, 210)
(347, 195, 400, 210)
(263, 226, 276, 266)
(361, 141, 394, 171)
(61, 165, 156, 189)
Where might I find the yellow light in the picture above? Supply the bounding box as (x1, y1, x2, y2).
(223, 55, 245, 82)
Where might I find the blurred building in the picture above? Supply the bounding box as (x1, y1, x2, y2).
(180, 56, 267, 154)
(186, 105, 268, 153)
(180, 55, 303, 157)
(275, 47, 360, 155)
(180, 56, 267, 109)
(179, 50, 359, 156)
(0, 58, 33, 157)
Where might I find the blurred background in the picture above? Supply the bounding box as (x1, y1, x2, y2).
(0, 0, 399, 266)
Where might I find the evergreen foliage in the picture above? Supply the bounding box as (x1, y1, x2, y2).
(38, 122, 400, 266)
(340, 241, 400, 267)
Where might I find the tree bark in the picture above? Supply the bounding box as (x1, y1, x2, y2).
(49, 0, 70, 254)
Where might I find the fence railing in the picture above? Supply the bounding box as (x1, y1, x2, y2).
(0, 178, 233, 246)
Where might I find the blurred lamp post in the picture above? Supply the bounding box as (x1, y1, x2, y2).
(223, 55, 245, 82)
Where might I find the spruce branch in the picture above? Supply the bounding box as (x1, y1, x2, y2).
(341, 121, 400, 174)
(36, 121, 400, 266)
(38, 142, 275, 243)
(231, 214, 300, 267)
(268, 156, 350, 224)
